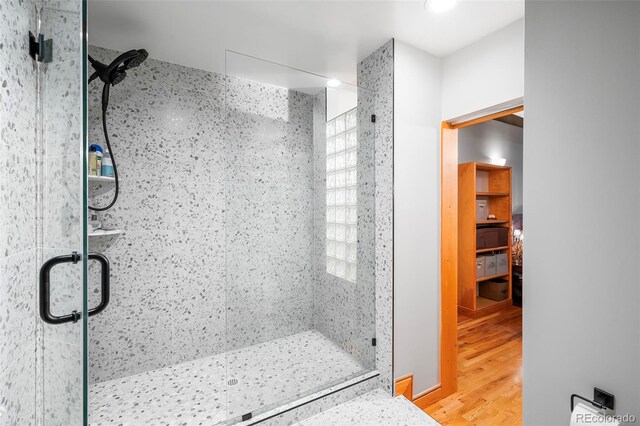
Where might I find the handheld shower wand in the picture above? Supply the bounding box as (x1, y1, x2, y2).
(88, 49, 148, 211)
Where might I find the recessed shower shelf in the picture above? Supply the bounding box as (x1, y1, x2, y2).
(89, 229, 123, 237)
(88, 175, 115, 184)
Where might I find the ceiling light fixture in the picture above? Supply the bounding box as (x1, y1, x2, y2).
(326, 79, 341, 88)
(425, 0, 457, 13)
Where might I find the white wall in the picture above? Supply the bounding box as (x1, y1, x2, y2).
(442, 19, 524, 121)
(393, 40, 443, 397)
(393, 20, 524, 397)
(458, 120, 523, 214)
(524, 1, 640, 422)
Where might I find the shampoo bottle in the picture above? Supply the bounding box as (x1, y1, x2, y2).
(101, 150, 114, 177)
(88, 144, 104, 176)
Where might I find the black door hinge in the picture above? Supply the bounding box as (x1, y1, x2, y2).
(371, 114, 376, 123)
(371, 337, 377, 347)
(29, 31, 53, 63)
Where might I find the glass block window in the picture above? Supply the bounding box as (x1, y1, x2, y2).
(326, 108, 357, 282)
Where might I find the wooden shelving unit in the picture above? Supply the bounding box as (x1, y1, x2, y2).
(476, 192, 509, 197)
(476, 219, 509, 225)
(476, 273, 510, 283)
(458, 162, 513, 318)
(476, 245, 509, 254)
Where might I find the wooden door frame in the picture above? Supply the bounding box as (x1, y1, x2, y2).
(438, 105, 524, 401)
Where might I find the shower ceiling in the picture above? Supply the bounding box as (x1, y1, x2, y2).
(87, 0, 523, 85)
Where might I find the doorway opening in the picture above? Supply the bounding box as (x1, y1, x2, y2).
(426, 105, 524, 424)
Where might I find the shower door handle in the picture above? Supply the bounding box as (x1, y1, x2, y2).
(39, 252, 83, 324)
(88, 253, 110, 317)
(39, 252, 111, 325)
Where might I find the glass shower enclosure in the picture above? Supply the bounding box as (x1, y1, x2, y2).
(3, 0, 378, 421)
(87, 49, 378, 424)
(223, 51, 377, 422)
(86, 49, 378, 423)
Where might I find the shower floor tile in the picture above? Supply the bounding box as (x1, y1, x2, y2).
(89, 330, 367, 425)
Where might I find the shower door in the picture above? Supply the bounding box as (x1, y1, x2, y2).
(36, 0, 87, 424)
(224, 51, 377, 423)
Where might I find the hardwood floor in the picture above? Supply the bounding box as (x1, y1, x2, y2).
(425, 306, 522, 425)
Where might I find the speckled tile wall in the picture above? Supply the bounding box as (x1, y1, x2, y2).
(289, 40, 395, 422)
(358, 40, 394, 394)
(312, 40, 396, 398)
(2, 0, 85, 423)
(0, 0, 38, 424)
(87, 46, 315, 382)
(0, 0, 37, 258)
(86, 45, 228, 382)
(225, 77, 315, 351)
(311, 88, 376, 371)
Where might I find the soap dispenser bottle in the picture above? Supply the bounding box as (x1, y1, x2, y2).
(89, 213, 102, 233)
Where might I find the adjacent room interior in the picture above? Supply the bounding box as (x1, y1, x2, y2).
(394, 105, 525, 424)
(391, 17, 527, 425)
(425, 110, 524, 424)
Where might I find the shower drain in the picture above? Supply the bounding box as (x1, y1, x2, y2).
(228, 378, 239, 386)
